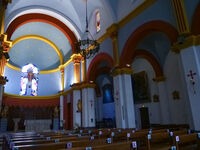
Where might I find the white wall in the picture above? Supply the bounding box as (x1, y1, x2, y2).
(132, 58, 161, 128)
(164, 51, 191, 125)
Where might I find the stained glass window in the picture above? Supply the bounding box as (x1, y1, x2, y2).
(20, 63, 39, 96)
(96, 11, 100, 33)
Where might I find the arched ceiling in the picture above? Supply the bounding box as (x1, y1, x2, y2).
(9, 22, 72, 70)
(5, 0, 118, 72)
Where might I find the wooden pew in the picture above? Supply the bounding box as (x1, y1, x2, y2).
(175, 133, 200, 150)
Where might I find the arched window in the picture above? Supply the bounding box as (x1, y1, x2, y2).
(20, 63, 39, 96)
(96, 11, 100, 33)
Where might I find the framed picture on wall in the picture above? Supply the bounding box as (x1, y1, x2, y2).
(132, 71, 151, 103)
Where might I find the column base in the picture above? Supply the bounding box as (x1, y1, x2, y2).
(53, 118, 59, 131)
(0, 118, 7, 132)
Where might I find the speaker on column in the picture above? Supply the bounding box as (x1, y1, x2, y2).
(4, 52, 10, 60)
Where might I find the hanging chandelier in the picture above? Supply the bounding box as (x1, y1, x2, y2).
(75, 0, 99, 59)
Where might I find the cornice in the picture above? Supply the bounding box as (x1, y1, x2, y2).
(111, 67, 133, 77)
(171, 35, 200, 53)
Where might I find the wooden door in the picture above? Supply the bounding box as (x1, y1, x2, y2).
(139, 107, 150, 129)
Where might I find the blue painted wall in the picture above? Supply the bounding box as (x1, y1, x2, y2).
(64, 62, 74, 91)
(118, 0, 177, 55)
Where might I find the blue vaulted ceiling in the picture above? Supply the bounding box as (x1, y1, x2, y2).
(9, 22, 72, 70)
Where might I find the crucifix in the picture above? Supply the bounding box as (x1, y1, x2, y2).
(114, 90, 119, 105)
(90, 99, 93, 107)
(187, 70, 197, 94)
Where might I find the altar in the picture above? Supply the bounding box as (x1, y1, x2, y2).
(25, 119, 51, 132)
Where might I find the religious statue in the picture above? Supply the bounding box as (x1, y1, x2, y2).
(77, 99, 82, 112)
(53, 106, 59, 118)
(1, 105, 9, 118)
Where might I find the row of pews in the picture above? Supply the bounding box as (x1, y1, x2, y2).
(2, 125, 200, 150)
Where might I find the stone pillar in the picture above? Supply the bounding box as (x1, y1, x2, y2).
(59, 95, 64, 129)
(0, 105, 8, 132)
(72, 88, 81, 128)
(107, 24, 119, 67)
(53, 106, 59, 130)
(153, 77, 171, 124)
(81, 83, 96, 128)
(112, 67, 136, 128)
(172, 35, 200, 130)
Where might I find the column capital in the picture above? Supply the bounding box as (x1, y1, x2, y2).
(107, 24, 119, 39)
(171, 35, 200, 53)
(153, 76, 166, 82)
(111, 67, 133, 77)
(71, 53, 82, 64)
(71, 82, 96, 90)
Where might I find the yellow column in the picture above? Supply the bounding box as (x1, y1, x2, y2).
(171, 0, 190, 35)
(71, 54, 82, 84)
(107, 24, 119, 67)
(0, 0, 12, 34)
(81, 57, 86, 82)
(60, 66, 64, 92)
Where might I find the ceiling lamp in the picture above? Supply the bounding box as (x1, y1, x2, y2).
(75, 0, 99, 59)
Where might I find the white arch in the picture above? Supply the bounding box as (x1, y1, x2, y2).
(5, 6, 81, 40)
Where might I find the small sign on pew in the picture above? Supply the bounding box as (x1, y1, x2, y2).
(170, 132, 173, 136)
(78, 134, 81, 137)
(66, 142, 72, 149)
(88, 130, 92, 134)
(90, 136, 95, 140)
(46, 137, 51, 140)
(176, 136, 179, 142)
(127, 133, 130, 138)
(148, 134, 151, 139)
(118, 129, 121, 132)
(111, 132, 115, 137)
(55, 139, 60, 143)
(171, 146, 176, 150)
(188, 129, 191, 134)
(107, 138, 112, 144)
(132, 141, 137, 148)
(40, 135, 44, 138)
(132, 130, 135, 133)
(12, 147, 19, 150)
(80, 130, 83, 133)
(85, 147, 92, 150)
(198, 133, 200, 139)
(99, 131, 102, 135)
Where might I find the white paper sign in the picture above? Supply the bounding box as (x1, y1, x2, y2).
(171, 146, 176, 150)
(66, 142, 72, 149)
(80, 130, 83, 133)
(55, 139, 59, 143)
(86, 147, 92, 150)
(111, 132, 115, 137)
(132, 141, 137, 148)
(90, 136, 95, 140)
(46, 137, 51, 140)
(107, 138, 112, 144)
(148, 134, 151, 139)
(132, 130, 135, 133)
(176, 136, 179, 142)
(170, 132, 173, 136)
(99, 131, 102, 135)
(127, 133, 130, 138)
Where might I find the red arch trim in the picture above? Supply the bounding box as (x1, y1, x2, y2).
(120, 20, 178, 67)
(133, 49, 163, 77)
(87, 52, 114, 81)
(192, 1, 200, 35)
(6, 13, 78, 53)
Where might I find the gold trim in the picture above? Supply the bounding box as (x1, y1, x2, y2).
(111, 67, 133, 77)
(97, 0, 157, 43)
(153, 76, 166, 82)
(171, 0, 190, 35)
(118, 0, 157, 28)
(171, 35, 200, 53)
(11, 35, 63, 64)
(3, 92, 60, 99)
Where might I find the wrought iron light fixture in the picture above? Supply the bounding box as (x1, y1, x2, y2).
(75, 0, 99, 59)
